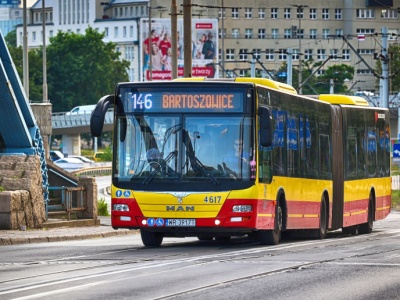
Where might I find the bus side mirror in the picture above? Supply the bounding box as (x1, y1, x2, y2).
(259, 106, 272, 147)
(90, 95, 113, 137)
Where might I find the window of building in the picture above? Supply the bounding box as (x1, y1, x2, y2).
(271, 29, 279, 39)
(317, 69, 325, 75)
(271, 8, 278, 19)
(265, 49, 274, 60)
(130, 26, 134, 37)
(388, 29, 398, 40)
(77, 29, 80, 34)
(310, 8, 316, 19)
(232, 8, 239, 18)
(330, 49, 339, 60)
(322, 29, 330, 39)
(226, 49, 235, 60)
(104, 27, 109, 37)
(310, 29, 317, 39)
(342, 49, 350, 60)
(284, 29, 292, 39)
(239, 49, 248, 60)
(32, 31, 36, 42)
(357, 9, 375, 18)
(239, 70, 247, 77)
(381, 9, 398, 19)
(357, 28, 375, 34)
(232, 28, 240, 38)
(258, 8, 265, 19)
(284, 8, 291, 19)
(278, 49, 287, 60)
(357, 49, 374, 55)
(317, 49, 326, 60)
(298, 28, 304, 39)
(245, 28, 253, 39)
(114, 27, 119, 38)
(336, 29, 343, 36)
(258, 28, 266, 39)
(296, 7, 304, 19)
(293, 49, 299, 60)
(357, 69, 373, 75)
(253, 49, 261, 59)
(219, 28, 226, 38)
(123, 26, 127, 37)
(335, 8, 342, 19)
(304, 49, 313, 60)
(322, 8, 329, 20)
(49, 30, 53, 38)
(245, 8, 252, 19)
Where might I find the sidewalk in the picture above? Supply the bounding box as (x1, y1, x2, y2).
(0, 216, 137, 246)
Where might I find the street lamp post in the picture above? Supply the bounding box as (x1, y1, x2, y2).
(292, 4, 308, 94)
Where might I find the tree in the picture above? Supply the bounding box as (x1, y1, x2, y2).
(317, 64, 354, 94)
(47, 27, 129, 112)
(376, 44, 400, 93)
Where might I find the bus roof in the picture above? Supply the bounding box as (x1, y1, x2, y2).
(317, 94, 370, 106)
(173, 77, 298, 94)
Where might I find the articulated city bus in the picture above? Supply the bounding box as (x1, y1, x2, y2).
(90, 77, 391, 246)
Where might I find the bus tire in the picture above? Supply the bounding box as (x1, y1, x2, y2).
(197, 236, 214, 241)
(358, 194, 374, 234)
(313, 195, 328, 239)
(259, 202, 282, 245)
(140, 229, 163, 247)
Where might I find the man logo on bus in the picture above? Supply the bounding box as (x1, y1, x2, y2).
(166, 206, 195, 212)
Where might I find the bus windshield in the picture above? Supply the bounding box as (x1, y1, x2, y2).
(114, 113, 254, 188)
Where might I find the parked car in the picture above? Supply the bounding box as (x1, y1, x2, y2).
(49, 150, 64, 162)
(53, 157, 91, 171)
(69, 155, 95, 164)
(65, 105, 96, 115)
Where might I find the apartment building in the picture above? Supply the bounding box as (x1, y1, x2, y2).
(15, 0, 400, 98)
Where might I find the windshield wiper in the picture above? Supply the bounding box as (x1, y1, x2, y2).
(142, 150, 178, 184)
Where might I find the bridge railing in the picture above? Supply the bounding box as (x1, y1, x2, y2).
(52, 109, 114, 129)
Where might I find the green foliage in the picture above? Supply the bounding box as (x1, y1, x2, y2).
(7, 26, 129, 108)
(0, 186, 4, 192)
(5, 29, 17, 47)
(97, 197, 110, 216)
(376, 44, 400, 92)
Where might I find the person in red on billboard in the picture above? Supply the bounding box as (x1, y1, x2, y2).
(143, 28, 164, 72)
(163, 48, 172, 71)
(159, 32, 171, 57)
(202, 32, 215, 59)
(193, 33, 206, 59)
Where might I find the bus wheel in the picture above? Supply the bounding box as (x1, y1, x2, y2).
(259, 203, 282, 245)
(358, 194, 374, 234)
(197, 236, 214, 241)
(313, 196, 328, 239)
(140, 229, 163, 247)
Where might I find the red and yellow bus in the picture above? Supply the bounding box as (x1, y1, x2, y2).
(90, 77, 391, 246)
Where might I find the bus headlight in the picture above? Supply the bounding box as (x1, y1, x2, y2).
(113, 204, 129, 211)
(232, 205, 252, 213)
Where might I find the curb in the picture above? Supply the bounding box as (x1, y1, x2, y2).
(0, 229, 138, 246)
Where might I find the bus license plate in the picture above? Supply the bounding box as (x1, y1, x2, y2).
(166, 219, 196, 227)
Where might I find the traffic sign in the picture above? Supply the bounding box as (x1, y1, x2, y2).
(393, 143, 400, 158)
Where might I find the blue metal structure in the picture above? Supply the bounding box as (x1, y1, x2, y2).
(0, 30, 48, 202)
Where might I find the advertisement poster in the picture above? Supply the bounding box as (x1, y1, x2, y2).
(140, 18, 219, 81)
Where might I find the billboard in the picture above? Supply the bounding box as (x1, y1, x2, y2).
(140, 18, 218, 81)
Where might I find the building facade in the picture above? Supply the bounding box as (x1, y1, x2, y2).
(15, 0, 400, 101)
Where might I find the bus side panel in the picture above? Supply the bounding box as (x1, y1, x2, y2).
(343, 177, 391, 227)
(269, 177, 332, 230)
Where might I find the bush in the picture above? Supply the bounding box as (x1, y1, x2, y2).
(98, 197, 110, 216)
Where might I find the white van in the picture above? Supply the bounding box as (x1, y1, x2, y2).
(66, 105, 96, 115)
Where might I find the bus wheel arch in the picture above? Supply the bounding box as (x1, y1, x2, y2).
(258, 189, 286, 245)
(358, 189, 375, 234)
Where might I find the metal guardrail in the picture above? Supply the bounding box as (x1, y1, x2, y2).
(52, 110, 114, 129)
(71, 166, 112, 176)
(47, 186, 86, 220)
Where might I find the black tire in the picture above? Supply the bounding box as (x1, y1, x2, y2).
(140, 229, 163, 247)
(259, 202, 282, 245)
(342, 225, 358, 235)
(358, 194, 374, 234)
(215, 236, 231, 241)
(197, 236, 214, 241)
(313, 196, 328, 239)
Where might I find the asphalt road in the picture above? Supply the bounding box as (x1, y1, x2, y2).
(0, 212, 399, 300)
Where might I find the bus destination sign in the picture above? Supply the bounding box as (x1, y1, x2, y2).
(122, 88, 244, 113)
